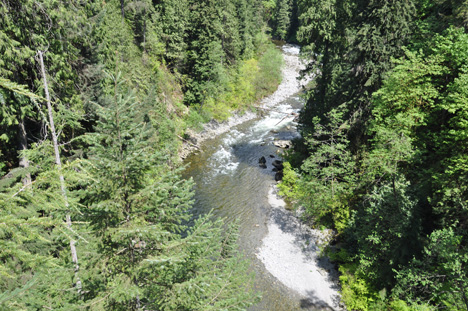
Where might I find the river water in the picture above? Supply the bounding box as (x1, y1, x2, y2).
(183, 45, 336, 311)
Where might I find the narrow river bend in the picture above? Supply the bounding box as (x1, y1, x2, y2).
(183, 45, 341, 311)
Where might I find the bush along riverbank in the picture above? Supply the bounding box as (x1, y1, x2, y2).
(179, 41, 285, 159)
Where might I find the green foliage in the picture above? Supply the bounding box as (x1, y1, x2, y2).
(76, 75, 259, 309)
(0, 0, 85, 172)
(193, 43, 283, 121)
(297, 0, 416, 144)
(278, 162, 300, 200)
(394, 228, 468, 310)
(291, 1, 468, 310)
(256, 45, 284, 97)
(274, 0, 293, 40)
(339, 264, 378, 311)
(298, 105, 356, 227)
(0, 0, 282, 309)
(182, 0, 267, 107)
(348, 176, 422, 287)
(0, 156, 89, 309)
(367, 26, 468, 232)
(389, 300, 435, 311)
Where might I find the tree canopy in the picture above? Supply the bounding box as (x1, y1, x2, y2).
(278, 0, 468, 310)
(0, 0, 279, 309)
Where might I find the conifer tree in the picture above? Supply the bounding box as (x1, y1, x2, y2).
(274, 0, 292, 40)
(299, 105, 356, 228)
(0, 0, 85, 175)
(155, 0, 190, 69)
(0, 78, 88, 310)
(83, 73, 257, 310)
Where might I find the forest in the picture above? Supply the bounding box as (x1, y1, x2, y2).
(278, 0, 468, 310)
(1, 0, 468, 310)
(0, 0, 287, 309)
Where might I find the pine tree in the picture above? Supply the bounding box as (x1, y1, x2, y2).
(298, 105, 356, 230)
(0, 78, 89, 310)
(297, 0, 416, 144)
(0, 0, 85, 175)
(296, 0, 353, 131)
(155, 0, 190, 69)
(83, 73, 257, 310)
(274, 0, 292, 40)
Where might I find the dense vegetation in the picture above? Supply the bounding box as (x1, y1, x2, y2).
(4, 0, 467, 310)
(278, 0, 468, 310)
(0, 0, 287, 309)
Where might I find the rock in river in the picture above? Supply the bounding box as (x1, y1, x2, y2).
(272, 160, 284, 170)
(275, 171, 284, 182)
(273, 140, 292, 149)
(259, 156, 267, 169)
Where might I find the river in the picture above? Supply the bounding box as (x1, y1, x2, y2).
(183, 45, 341, 311)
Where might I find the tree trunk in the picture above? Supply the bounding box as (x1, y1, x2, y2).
(17, 118, 31, 186)
(120, 0, 125, 18)
(37, 50, 82, 294)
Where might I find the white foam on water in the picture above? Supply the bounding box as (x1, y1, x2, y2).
(208, 129, 243, 176)
(282, 44, 301, 55)
(223, 129, 245, 145)
(251, 104, 299, 136)
(209, 146, 239, 175)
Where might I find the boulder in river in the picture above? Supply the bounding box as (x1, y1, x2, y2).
(273, 140, 292, 149)
(275, 171, 284, 182)
(269, 155, 275, 158)
(259, 156, 266, 164)
(272, 160, 284, 170)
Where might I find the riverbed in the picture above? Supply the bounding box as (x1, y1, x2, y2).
(183, 45, 342, 311)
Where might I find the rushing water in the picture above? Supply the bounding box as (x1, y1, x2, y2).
(183, 45, 328, 311)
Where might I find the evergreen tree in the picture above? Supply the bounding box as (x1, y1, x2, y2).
(82, 74, 257, 309)
(297, 0, 416, 144)
(0, 0, 85, 175)
(395, 227, 468, 310)
(348, 176, 422, 288)
(155, 0, 190, 69)
(296, 0, 353, 129)
(274, 0, 292, 40)
(0, 78, 89, 310)
(299, 105, 356, 231)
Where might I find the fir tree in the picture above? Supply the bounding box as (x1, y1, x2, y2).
(274, 0, 292, 40)
(83, 74, 257, 310)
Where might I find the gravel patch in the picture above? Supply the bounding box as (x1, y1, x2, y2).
(256, 186, 343, 310)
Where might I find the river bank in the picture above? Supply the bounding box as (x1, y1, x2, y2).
(179, 44, 307, 160)
(257, 186, 343, 310)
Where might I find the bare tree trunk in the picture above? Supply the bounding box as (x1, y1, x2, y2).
(17, 118, 31, 186)
(37, 50, 82, 294)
